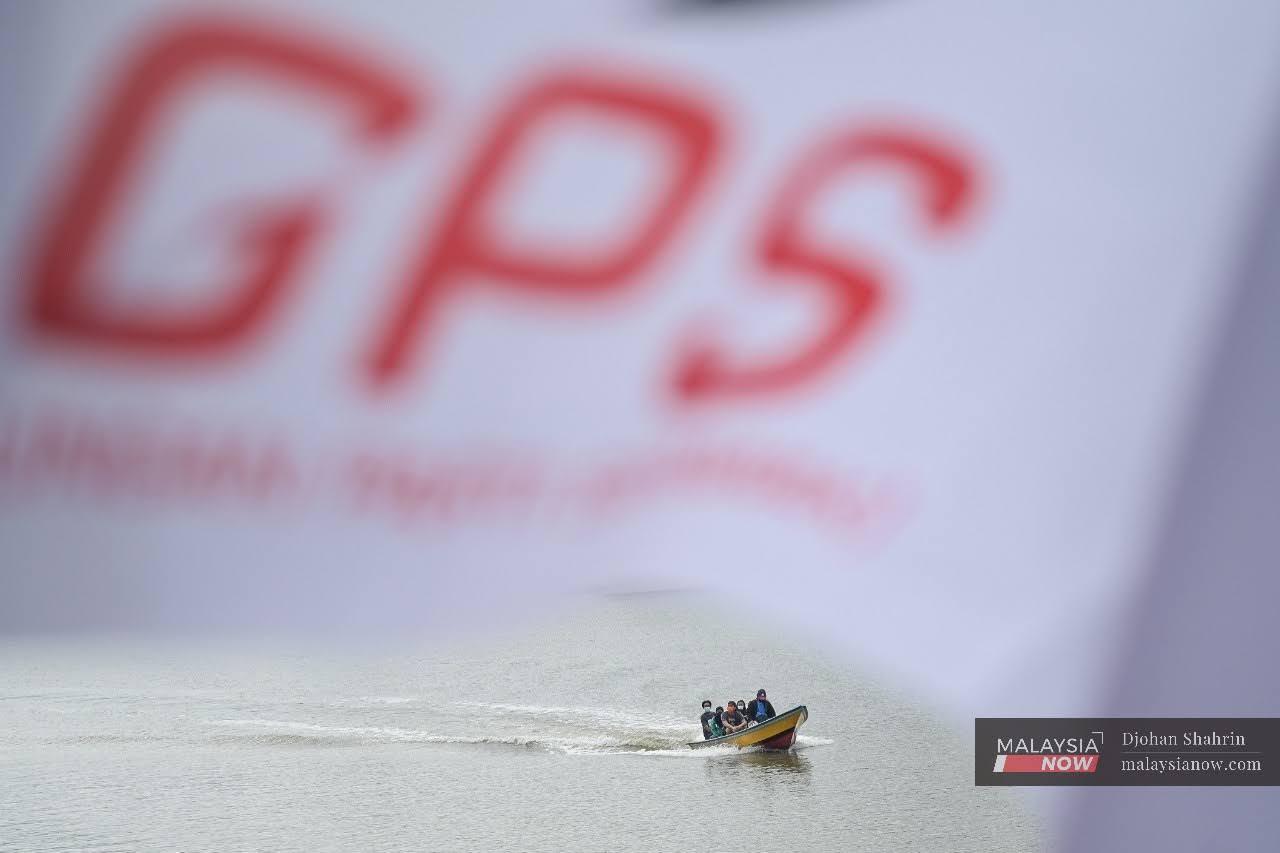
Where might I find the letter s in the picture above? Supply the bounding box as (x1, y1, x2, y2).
(672, 126, 978, 403)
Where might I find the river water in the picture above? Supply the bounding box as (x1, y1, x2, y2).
(1, 594, 1040, 852)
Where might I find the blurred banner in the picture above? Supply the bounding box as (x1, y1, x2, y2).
(1058, 98, 1280, 850)
(3, 1, 1280, 843)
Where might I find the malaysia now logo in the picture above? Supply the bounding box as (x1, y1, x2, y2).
(992, 731, 1104, 774)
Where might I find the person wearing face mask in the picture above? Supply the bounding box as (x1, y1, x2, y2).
(734, 699, 749, 723)
(745, 689, 776, 723)
(698, 700, 718, 739)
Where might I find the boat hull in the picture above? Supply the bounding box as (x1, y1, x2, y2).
(688, 705, 808, 751)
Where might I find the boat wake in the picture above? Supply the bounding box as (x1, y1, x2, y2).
(208, 718, 687, 753)
(454, 701, 692, 733)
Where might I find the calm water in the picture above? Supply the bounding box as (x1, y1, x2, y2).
(0, 595, 1040, 852)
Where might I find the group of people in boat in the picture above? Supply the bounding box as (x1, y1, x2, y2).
(698, 688, 776, 739)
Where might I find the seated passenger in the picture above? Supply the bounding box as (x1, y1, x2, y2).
(734, 699, 749, 723)
(699, 699, 717, 740)
(721, 700, 747, 734)
(710, 707, 727, 738)
(745, 689, 776, 724)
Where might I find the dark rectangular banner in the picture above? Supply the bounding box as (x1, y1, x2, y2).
(975, 718, 1280, 786)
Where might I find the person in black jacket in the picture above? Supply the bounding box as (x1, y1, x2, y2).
(698, 700, 719, 739)
(745, 688, 776, 724)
